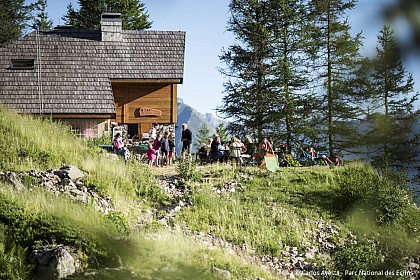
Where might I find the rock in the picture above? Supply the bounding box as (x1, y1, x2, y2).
(59, 165, 85, 182)
(210, 265, 232, 280)
(409, 262, 419, 269)
(1, 172, 25, 191)
(27, 245, 76, 279)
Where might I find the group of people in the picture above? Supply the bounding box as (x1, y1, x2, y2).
(147, 123, 192, 167)
(146, 131, 176, 167)
(198, 135, 248, 164)
(114, 124, 341, 168)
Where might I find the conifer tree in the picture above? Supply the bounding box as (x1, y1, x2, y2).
(219, 0, 276, 142)
(30, 0, 53, 30)
(216, 123, 229, 143)
(363, 26, 419, 168)
(307, 0, 365, 155)
(267, 0, 320, 153)
(195, 123, 210, 150)
(0, 0, 33, 46)
(63, 0, 152, 30)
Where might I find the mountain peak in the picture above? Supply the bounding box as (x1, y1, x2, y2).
(176, 99, 227, 151)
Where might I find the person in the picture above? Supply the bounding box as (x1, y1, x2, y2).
(321, 155, 333, 166)
(168, 132, 175, 166)
(260, 137, 274, 154)
(229, 137, 245, 165)
(309, 147, 317, 160)
(113, 133, 129, 163)
(331, 154, 341, 166)
(160, 131, 170, 166)
(149, 124, 157, 140)
(210, 135, 225, 162)
(153, 133, 162, 167)
(181, 123, 192, 162)
(257, 137, 273, 162)
(146, 143, 156, 168)
(204, 137, 213, 156)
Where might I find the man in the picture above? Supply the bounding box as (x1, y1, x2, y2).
(181, 123, 192, 161)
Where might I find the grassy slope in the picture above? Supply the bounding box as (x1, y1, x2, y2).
(0, 106, 419, 279)
(0, 107, 273, 279)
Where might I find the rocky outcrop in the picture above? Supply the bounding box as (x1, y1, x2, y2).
(0, 165, 114, 214)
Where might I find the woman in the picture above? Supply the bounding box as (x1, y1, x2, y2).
(113, 133, 129, 163)
(256, 137, 273, 163)
(229, 137, 244, 165)
(210, 136, 225, 162)
(167, 132, 175, 166)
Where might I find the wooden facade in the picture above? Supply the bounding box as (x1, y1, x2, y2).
(112, 81, 178, 135)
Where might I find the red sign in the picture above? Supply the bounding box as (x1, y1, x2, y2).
(139, 107, 162, 117)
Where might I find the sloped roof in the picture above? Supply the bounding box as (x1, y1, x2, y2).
(0, 29, 186, 115)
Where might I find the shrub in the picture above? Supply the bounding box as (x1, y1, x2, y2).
(333, 239, 380, 279)
(338, 166, 410, 225)
(177, 160, 203, 183)
(106, 211, 129, 236)
(86, 131, 112, 147)
(0, 224, 32, 279)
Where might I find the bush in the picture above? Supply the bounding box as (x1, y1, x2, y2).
(333, 239, 380, 279)
(177, 161, 203, 183)
(86, 131, 112, 147)
(106, 211, 129, 236)
(338, 166, 410, 225)
(0, 224, 32, 280)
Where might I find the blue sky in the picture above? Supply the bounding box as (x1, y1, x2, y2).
(27, 0, 419, 114)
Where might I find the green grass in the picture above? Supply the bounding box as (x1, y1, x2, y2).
(0, 107, 279, 279)
(0, 105, 419, 279)
(181, 166, 340, 257)
(179, 164, 420, 275)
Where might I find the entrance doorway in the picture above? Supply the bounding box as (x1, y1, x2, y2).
(127, 124, 139, 138)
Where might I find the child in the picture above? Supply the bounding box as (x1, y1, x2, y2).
(153, 133, 162, 167)
(146, 143, 156, 168)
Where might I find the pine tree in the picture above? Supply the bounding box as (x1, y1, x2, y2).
(219, 0, 276, 142)
(307, 0, 365, 156)
(0, 0, 32, 46)
(195, 123, 210, 150)
(363, 26, 419, 168)
(63, 0, 152, 30)
(267, 0, 320, 153)
(216, 123, 229, 143)
(30, 0, 53, 30)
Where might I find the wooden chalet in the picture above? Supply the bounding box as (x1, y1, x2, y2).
(0, 13, 185, 138)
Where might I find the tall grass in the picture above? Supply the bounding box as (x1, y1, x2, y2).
(0, 107, 279, 278)
(180, 166, 338, 258)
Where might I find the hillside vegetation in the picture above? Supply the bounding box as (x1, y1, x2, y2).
(0, 106, 419, 279)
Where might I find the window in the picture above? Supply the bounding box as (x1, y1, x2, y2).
(10, 59, 35, 70)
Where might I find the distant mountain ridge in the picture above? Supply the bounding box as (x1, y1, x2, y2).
(175, 98, 226, 153)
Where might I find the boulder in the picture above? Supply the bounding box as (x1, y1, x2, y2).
(55, 165, 85, 182)
(210, 265, 232, 279)
(26, 245, 76, 279)
(1, 172, 25, 191)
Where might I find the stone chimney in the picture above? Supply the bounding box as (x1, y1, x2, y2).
(101, 13, 122, 42)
